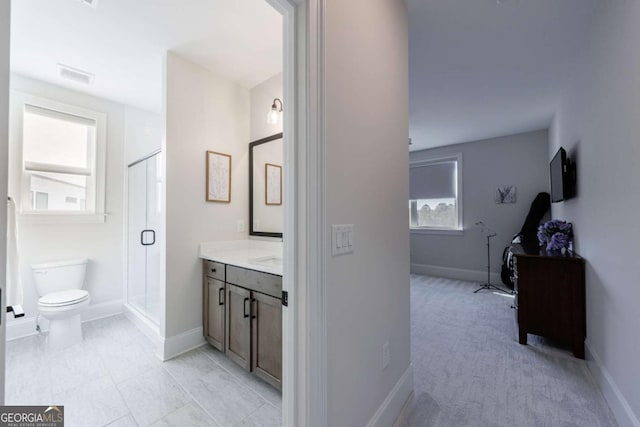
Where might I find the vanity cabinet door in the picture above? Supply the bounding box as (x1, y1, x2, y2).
(225, 284, 252, 370)
(205, 278, 225, 351)
(251, 292, 282, 390)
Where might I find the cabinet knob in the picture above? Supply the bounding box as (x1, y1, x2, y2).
(211, 269, 216, 273)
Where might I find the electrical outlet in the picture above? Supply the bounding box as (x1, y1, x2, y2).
(237, 220, 245, 233)
(382, 341, 390, 369)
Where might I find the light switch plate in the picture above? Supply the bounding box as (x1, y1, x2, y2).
(382, 341, 390, 369)
(237, 220, 245, 233)
(332, 224, 354, 256)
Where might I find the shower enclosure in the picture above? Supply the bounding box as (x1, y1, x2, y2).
(127, 152, 162, 324)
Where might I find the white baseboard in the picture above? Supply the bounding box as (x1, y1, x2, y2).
(411, 263, 502, 284)
(585, 340, 640, 427)
(82, 300, 124, 322)
(123, 303, 163, 357)
(367, 363, 414, 427)
(5, 315, 49, 341)
(6, 299, 123, 341)
(393, 390, 414, 427)
(161, 326, 206, 361)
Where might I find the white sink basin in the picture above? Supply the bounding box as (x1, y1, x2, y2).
(249, 256, 283, 267)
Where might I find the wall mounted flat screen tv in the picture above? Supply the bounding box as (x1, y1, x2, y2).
(550, 147, 575, 203)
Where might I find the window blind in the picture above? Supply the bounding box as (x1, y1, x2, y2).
(25, 104, 97, 127)
(409, 161, 457, 199)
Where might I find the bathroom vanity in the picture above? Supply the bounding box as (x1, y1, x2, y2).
(200, 240, 283, 390)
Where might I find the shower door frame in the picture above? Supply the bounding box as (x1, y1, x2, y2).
(125, 151, 162, 327)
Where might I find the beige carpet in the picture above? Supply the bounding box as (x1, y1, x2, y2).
(407, 275, 617, 427)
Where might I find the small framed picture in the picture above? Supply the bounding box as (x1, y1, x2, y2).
(265, 163, 282, 205)
(206, 151, 232, 203)
(495, 185, 517, 204)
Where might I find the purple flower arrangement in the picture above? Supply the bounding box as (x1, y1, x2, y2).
(538, 219, 573, 254)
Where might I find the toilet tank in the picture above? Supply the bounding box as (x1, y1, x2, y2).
(31, 258, 88, 296)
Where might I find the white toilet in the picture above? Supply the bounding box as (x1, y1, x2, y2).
(32, 258, 90, 350)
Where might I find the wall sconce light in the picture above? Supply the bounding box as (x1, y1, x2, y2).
(267, 98, 283, 125)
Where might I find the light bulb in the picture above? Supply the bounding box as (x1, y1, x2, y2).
(267, 109, 280, 125)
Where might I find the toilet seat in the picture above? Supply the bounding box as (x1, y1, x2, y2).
(39, 290, 90, 308)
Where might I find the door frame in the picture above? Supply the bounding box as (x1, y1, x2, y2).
(266, 0, 326, 425)
(0, 0, 10, 406)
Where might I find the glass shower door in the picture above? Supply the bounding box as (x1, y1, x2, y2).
(127, 153, 161, 324)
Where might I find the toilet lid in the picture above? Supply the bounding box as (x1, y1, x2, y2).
(39, 290, 89, 307)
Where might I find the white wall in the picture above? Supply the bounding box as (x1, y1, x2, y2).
(0, 0, 11, 403)
(125, 106, 162, 165)
(324, 0, 411, 425)
(410, 130, 549, 280)
(550, 1, 640, 425)
(250, 73, 282, 141)
(164, 52, 249, 339)
(6, 75, 126, 337)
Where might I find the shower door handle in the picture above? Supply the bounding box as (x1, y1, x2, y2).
(141, 230, 156, 246)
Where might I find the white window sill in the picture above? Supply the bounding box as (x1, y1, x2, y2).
(19, 213, 107, 225)
(410, 227, 464, 236)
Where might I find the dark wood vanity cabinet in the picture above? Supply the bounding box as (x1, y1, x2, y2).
(251, 292, 283, 388)
(203, 259, 283, 390)
(203, 261, 226, 351)
(511, 244, 586, 359)
(204, 278, 225, 351)
(225, 284, 252, 370)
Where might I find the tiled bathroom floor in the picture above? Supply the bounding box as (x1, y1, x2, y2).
(5, 314, 282, 427)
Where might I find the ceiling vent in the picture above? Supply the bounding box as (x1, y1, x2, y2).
(80, 0, 99, 9)
(58, 64, 95, 85)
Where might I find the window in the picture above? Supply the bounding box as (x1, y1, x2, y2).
(15, 93, 106, 222)
(409, 154, 462, 233)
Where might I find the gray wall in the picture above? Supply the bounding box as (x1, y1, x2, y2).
(550, 1, 640, 424)
(410, 130, 549, 278)
(324, 0, 411, 425)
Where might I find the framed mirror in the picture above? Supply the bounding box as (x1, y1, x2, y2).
(249, 133, 283, 238)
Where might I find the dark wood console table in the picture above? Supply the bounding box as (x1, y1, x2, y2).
(511, 244, 586, 359)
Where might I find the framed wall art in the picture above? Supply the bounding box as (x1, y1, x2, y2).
(265, 163, 282, 205)
(206, 151, 232, 203)
(495, 185, 517, 204)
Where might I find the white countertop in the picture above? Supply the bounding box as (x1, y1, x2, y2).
(199, 239, 283, 276)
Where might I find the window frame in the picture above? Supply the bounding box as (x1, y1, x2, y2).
(12, 91, 107, 224)
(409, 153, 463, 235)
